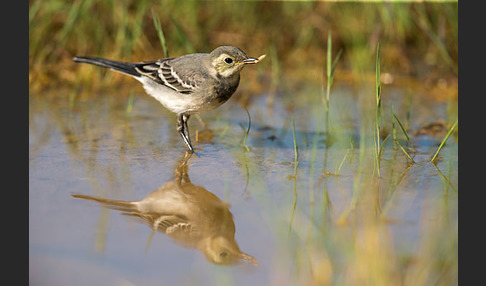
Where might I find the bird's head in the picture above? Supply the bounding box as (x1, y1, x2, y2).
(210, 46, 264, 78)
(202, 235, 258, 266)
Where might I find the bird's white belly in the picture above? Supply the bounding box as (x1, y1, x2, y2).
(137, 77, 214, 115)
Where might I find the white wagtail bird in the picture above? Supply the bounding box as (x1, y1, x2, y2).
(72, 152, 258, 266)
(73, 46, 265, 152)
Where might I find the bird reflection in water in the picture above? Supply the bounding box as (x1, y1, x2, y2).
(72, 152, 258, 266)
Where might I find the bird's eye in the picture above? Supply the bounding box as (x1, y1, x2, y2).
(224, 57, 233, 64)
(220, 252, 228, 259)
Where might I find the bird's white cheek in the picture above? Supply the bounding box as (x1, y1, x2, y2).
(218, 67, 238, 78)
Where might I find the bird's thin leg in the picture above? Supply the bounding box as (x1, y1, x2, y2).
(177, 114, 194, 152)
(183, 114, 192, 146)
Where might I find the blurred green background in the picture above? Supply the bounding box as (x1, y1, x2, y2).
(29, 0, 458, 100)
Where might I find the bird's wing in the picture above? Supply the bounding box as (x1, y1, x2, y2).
(134, 59, 198, 94)
(122, 212, 196, 234)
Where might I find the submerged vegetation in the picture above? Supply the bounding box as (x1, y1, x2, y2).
(29, 1, 457, 285)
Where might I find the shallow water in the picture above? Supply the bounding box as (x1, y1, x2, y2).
(29, 81, 457, 285)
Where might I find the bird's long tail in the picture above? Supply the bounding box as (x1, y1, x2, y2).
(72, 194, 137, 212)
(72, 57, 141, 77)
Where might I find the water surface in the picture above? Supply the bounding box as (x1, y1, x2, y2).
(29, 81, 457, 285)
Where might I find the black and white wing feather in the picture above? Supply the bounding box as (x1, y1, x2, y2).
(134, 60, 198, 94)
(122, 212, 199, 240)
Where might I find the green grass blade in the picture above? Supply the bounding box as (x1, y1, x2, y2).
(376, 43, 381, 104)
(375, 42, 382, 176)
(326, 31, 332, 85)
(331, 48, 343, 82)
(430, 120, 458, 163)
(397, 140, 415, 163)
(151, 8, 169, 58)
(324, 31, 332, 117)
(391, 106, 397, 144)
(391, 106, 415, 163)
(378, 134, 390, 162)
(392, 111, 413, 146)
(324, 30, 342, 135)
(335, 148, 350, 175)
